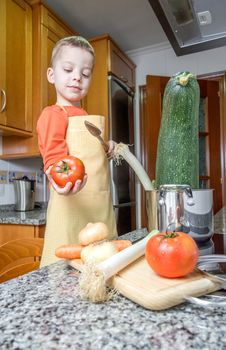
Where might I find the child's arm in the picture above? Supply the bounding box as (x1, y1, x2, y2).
(46, 166, 88, 195)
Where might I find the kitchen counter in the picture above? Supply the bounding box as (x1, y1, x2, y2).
(1, 204, 226, 233)
(0, 229, 226, 350)
(0, 204, 47, 225)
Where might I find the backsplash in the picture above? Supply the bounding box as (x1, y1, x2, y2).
(0, 157, 49, 205)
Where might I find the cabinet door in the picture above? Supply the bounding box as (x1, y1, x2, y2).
(109, 41, 136, 89)
(40, 6, 76, 108)
(1, 4, 76, 158)
(0, 0, 32, 132)
(0, 224, 35, 245)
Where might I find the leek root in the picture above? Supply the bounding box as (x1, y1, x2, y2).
(78, 229, 159, 302)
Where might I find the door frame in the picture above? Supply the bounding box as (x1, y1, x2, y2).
(198, 71, 226, 207)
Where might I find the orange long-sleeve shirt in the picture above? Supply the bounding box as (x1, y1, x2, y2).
(37, 105, 88, 171)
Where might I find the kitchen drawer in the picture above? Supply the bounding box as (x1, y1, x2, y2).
(0, 224, 45, 245)
(109, 41, 135, 88)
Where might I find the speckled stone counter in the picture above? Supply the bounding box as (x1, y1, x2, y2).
(0, 230, 226, 350)
(1, 202, 225, 235)
(0, 203, 47, 225)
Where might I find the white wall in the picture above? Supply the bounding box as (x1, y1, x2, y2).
(128, 41, 226, 86)
(127, 42, 226, 228)
(0, 157, 49, 205)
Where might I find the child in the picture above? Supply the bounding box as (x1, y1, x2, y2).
(37, 36, 117, 267)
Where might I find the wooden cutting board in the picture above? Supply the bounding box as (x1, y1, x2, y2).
(68, 256, 222, 310)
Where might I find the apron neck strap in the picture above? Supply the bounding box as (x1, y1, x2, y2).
(55, 104, 68, 115)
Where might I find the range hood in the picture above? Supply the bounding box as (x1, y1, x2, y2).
(148, 0, 226, 56)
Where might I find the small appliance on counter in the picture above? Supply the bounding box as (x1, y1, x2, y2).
(13, 176, 36, 211)
(184, 189, 214, 244)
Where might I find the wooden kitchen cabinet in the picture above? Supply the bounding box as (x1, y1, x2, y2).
(109, 40, 135, 88)
(0, 0, 33, 136)
(1, 1, 76, 158)
(83, 34, 136, 138)
(32, 3, 76, 118)
(0, 224, 45, 282)
(0, 224, 45, 245)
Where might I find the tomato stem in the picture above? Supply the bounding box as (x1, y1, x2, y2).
(164, 232, 178, 239)
(56, 161, 70, 174)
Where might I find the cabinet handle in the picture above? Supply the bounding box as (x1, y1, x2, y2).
(120, 76, 128, 83)
(0, 89, 6, 112)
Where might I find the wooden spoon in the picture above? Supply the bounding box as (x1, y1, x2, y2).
(84, 120, 109, 152)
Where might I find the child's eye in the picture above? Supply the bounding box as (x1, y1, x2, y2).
(82, 73, 90, 78)
(64, 68, 72, 73)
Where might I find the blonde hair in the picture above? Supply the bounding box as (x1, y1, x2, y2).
(51, 36, 95, 67)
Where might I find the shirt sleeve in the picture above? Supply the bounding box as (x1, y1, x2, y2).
(37, 107, 69, 172)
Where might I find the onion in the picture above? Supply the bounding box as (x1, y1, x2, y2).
(78, 222, 109, 245)
(81, 241, 118, 264)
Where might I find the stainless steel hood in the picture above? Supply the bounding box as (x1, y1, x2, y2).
(148, 0, 226, 56)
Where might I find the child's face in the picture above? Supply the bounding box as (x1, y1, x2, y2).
(47, 46, 94, 106)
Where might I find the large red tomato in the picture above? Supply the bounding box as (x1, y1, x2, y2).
(145, 232, 199, 278)
(50, 155, 85, 188)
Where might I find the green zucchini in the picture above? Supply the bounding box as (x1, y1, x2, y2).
(156, 71, 200, 189)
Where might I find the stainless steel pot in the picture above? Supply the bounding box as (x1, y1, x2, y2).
(146, 185, 214, 244)
(13, 176, 36, 211)
(146, 184, 194, 232)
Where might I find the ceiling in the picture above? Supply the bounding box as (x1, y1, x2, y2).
(43, 0, 168, 52)
(43, 0, 226, 56)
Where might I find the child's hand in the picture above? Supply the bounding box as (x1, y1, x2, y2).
(106, 140, 117, 159)
(70, 174, 87, 194)
(46, 166, 87, 195)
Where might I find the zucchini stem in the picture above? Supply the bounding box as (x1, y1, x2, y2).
(178, 73, 195, 86)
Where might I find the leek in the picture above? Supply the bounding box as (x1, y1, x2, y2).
(113, 143, 154, 191)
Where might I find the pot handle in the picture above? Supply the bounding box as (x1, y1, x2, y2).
(185, 186, 195, 206)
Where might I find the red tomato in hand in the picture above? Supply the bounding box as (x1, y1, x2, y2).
(145, 232, 199, 278)
(50, 155, 85, 188)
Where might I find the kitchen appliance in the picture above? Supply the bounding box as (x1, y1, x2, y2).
(13, 176, 36, 211)
(148, 0, 226, 56)
(108, 75, 136, 235)
(184, 189, 214, 245)
(146, 186, 214, 247)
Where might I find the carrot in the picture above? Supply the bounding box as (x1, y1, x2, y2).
(55, 239, 132, 260)
(112, 240, 132, 251)
(55, 244, 83, 259)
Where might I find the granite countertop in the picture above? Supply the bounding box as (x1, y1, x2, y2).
(1, 202, 226, 233)
(0, 203, 47, 226)
(1, 229, 226, 350)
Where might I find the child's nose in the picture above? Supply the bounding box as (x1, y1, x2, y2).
(73, 70, 81, 81)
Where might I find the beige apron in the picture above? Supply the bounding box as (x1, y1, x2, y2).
(40, 115, 117, 267)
